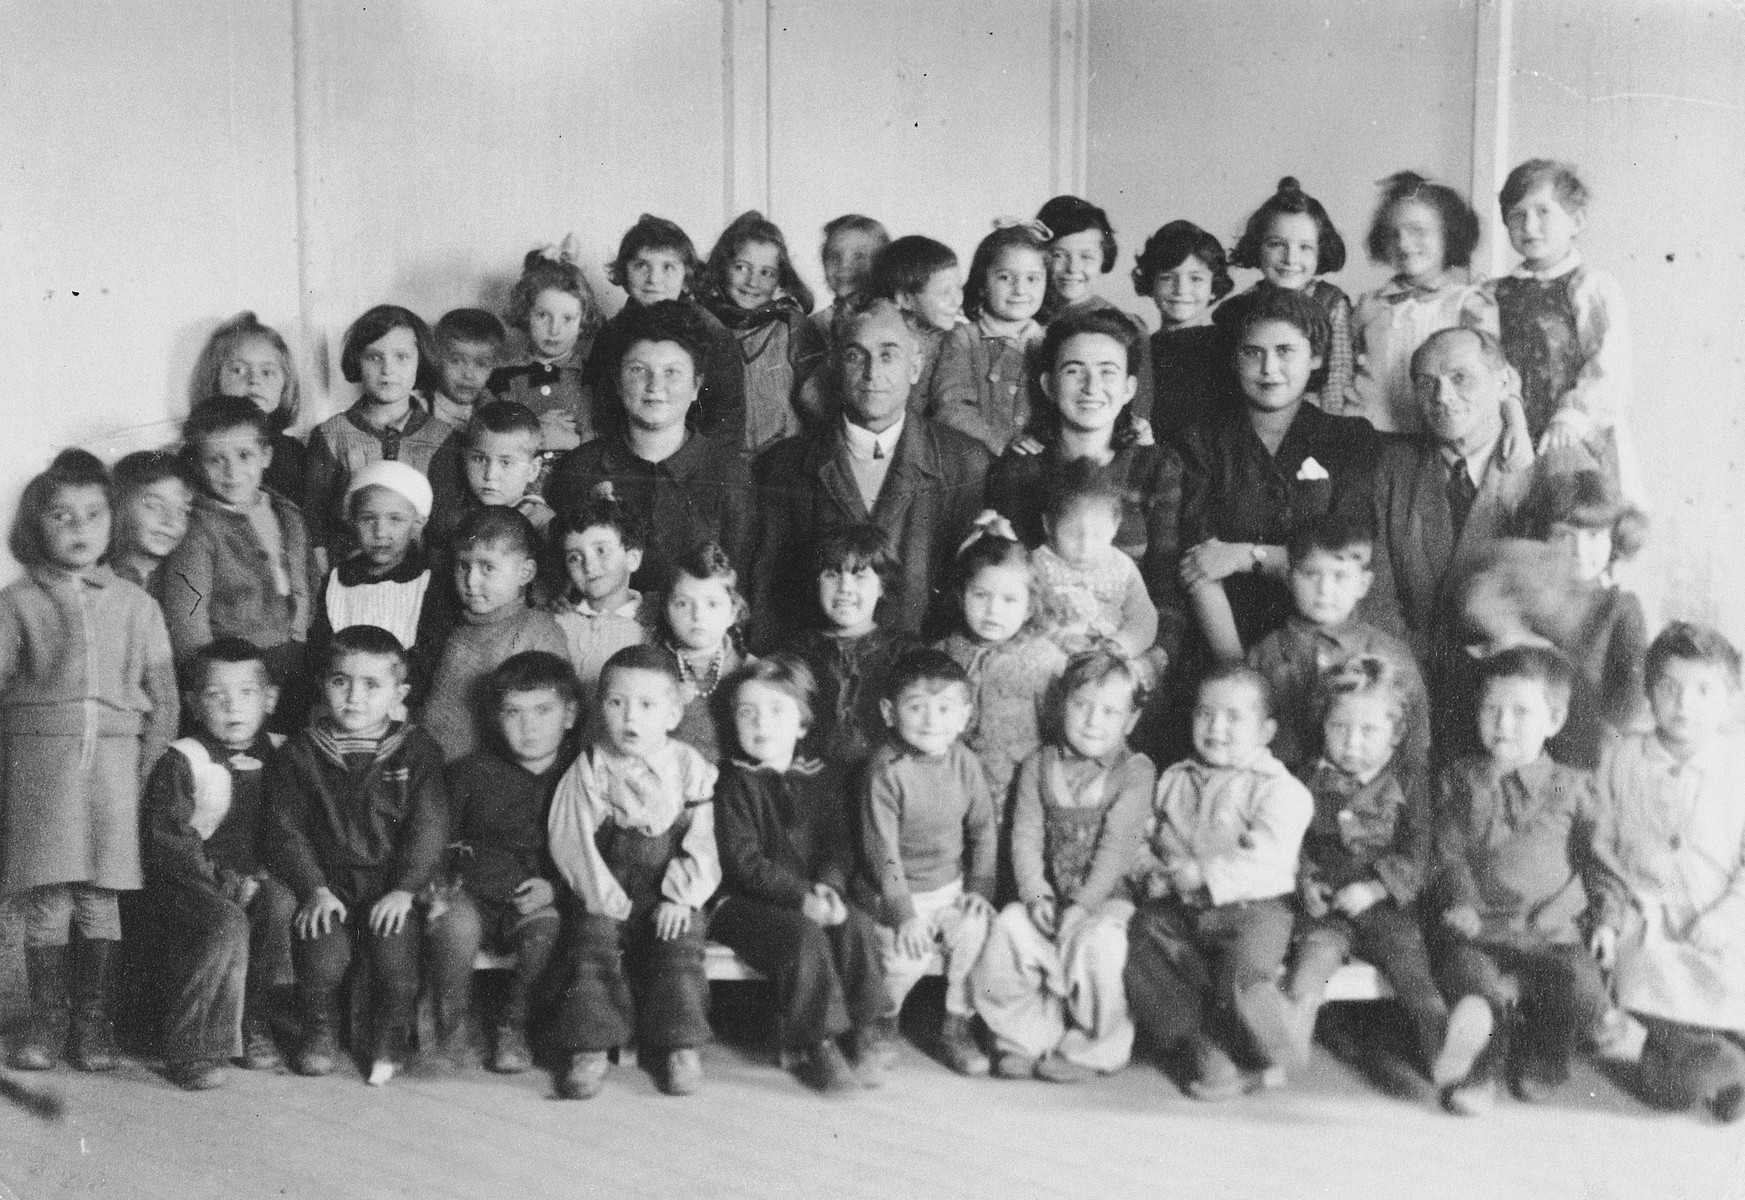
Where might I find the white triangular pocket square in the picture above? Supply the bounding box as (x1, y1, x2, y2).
(1296, 456, 1330, 481)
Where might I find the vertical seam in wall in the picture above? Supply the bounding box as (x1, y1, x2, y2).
(1472, 0, 1514, 278)
(290, 0, 320, 408)
(763, 0, 774, 217)
(723, 0, 736, 222)
(1071, 0, 1088, 196)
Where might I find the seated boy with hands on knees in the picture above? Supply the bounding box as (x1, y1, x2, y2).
(1124, 665, 1313, 1100)
(1596, 624, 1745, 1123)
(711, 655, 893, 1093)
(267, 625, 449, 1087)
(972, 651, 1155, 1083)
(545, 644, 719, 1099)
(139, 638, 297, 1090)
(1247, 513, 1428, 773)
(1427, 645, 1632, 1116)
(1286, 655, 1466, 1084)
(425, 651, 577, 1074)
(859, 649, 998, 1077)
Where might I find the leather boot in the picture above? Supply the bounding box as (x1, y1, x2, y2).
(8, 945, 68, 1071)
(67, 939, 120, 1072)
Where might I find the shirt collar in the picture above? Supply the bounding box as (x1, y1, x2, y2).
(1061, 742, 1129, 772)
(842, 415, 905, 462)
(975, 312, 1041, 343)
(1188, 748, 1289, 778)
(571, 589, 642, 620)
(1511, 249, 1583, 282)
(28, 562, 113, 590)
(1439, 421, 1504, 488)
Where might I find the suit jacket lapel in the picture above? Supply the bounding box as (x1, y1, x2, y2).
(816, 429, 872, 522)
(870, 419, 934, 528)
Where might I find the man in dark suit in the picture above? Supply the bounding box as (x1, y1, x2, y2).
(751, 296, 990, 651)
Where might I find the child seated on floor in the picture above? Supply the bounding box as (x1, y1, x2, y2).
(786, 524, 919, 769)
(419, 506, 569, 762)
(267, 625, 449, 1086)
(426, 651, 576, 1074)
(162, 397, 311, 731)
(858, 648, 997, 1077)
(108, 449, 193, 598)
(431, 308, 507, 430)
(546, 644, 720, 1098)
(550, 483, 650, 712)
(140, 638, 296, 1089)
(1285, 656, 1475, 1087)
(972, 651, 1154, 1083)
(1124, 665, 1313, 1099)
(1596, 623, 1745, 1124)
(711, 654, 893, 1093)
(658, 541, 754, 762)
(308, 461, 439, 707)
(1426, 645, 1631, 1116)
(1247, 513, 1427, 773)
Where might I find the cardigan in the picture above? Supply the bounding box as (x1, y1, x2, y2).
(419, 601, 571, 763)
(926, 313, 1044, 455)
(161, 488, 310, 660)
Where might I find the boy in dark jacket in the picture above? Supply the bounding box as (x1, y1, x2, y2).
(139, 638, 297, 1089)
(267, 625, 448, 1086)
(425, 651, 576, 1072)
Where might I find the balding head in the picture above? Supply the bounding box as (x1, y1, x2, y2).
(1411, 326, 1510, 455)
(836, 295, 922, 433)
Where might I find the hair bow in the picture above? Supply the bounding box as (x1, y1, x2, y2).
(536, 232, 581, 265)
(992, 216, 1053, 241)
(958, 509, 1019, 554)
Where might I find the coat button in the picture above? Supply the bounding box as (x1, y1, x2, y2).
(540, 385, 552, 397)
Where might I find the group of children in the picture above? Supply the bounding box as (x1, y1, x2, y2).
(1, 157, 1739, 1129)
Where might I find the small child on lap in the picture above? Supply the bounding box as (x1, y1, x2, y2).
(140, 639, 297, 1089)
(546, 645, 719, 1098)
(425, 651, 576, 1073)
(711, 655, 892, 1092)
(267, 626, 449, 1086)
(1427, 646, 1627, 1115)
(972, 651, 1155, 1082)
(1125, 665, 1313, 1099)
(858, 649, 997, 1077)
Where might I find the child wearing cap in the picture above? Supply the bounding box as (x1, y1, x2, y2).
(307, 461, 443, 706)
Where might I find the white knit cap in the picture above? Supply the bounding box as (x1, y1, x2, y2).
(344, 460, 433, 521)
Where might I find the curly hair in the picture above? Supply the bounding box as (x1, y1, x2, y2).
(1231, 177, 1347, 274)
(702, 210, 815, 313)
(1131, 220, 1234, 301)
(504, 249, 603, 343)
(605, 214, 704, 295)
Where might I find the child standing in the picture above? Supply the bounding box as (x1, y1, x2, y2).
(1426, 646, 1624, 1115)
(1029, 461, 1161, 675)
(1215, 178, 1354, 411)
(1285, 656, 1474, 1084)
(1347, 173, 1488, 432)
(1034, 195, 1154, 425)
(420, 507, 570, 763)
(308, 462, 438, 707)
(188, 311, 308, 503)
(304, 305, 455, 569)
(550, 485, 650, 710)
(139, 639, 296, 1089)
(267, 625, 448, 1085)
(701, 210, 826, 453)
(936, 520, 1068, 813)
(1597, 625, 1745, 1122)
(1125, 666, 1313, 1098)
(1, 451, 179, 1073)
(972, 652, 1154, 1081)
(1131, 220, 1239, 439)
(1474, 159, 1638, 497)
(162, 398, 311, 729)
(431, 308, 507, 430)
(927, 221, 1050, 455)
(108, 449, 193, 596)
(582, 214, 745, 440)
(786, 525, 920, 770)
(864, 234, 964, 408)
(809, 214, 890, 345)
(1246, 514, 1428, 773)
(711, 655, 892, 1092)
(487, 243, 603, 453)
(426, 651, 576, 1073)
(546, 644, 719, 1098)
(858, 649, 998, 1076)
(658, 542, 753, 762)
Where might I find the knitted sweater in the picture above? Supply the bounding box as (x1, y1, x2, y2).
(420, 602, 570, 762)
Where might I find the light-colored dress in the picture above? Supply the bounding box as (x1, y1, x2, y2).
(1347, 273, 1488, 433)
(1598, 732, 1745, 1032)
(1030, 544, 1158, 661)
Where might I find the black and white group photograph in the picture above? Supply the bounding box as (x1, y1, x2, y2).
(0, 0, 1742, 1196)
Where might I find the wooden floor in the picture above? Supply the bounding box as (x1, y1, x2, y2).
(0, 997, 1740, 1200)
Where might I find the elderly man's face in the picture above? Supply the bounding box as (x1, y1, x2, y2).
(837, 304, 921, 432)
(1413, 330, 1505, 454)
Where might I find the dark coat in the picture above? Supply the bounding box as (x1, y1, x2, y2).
(750, 415, 989, 651)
